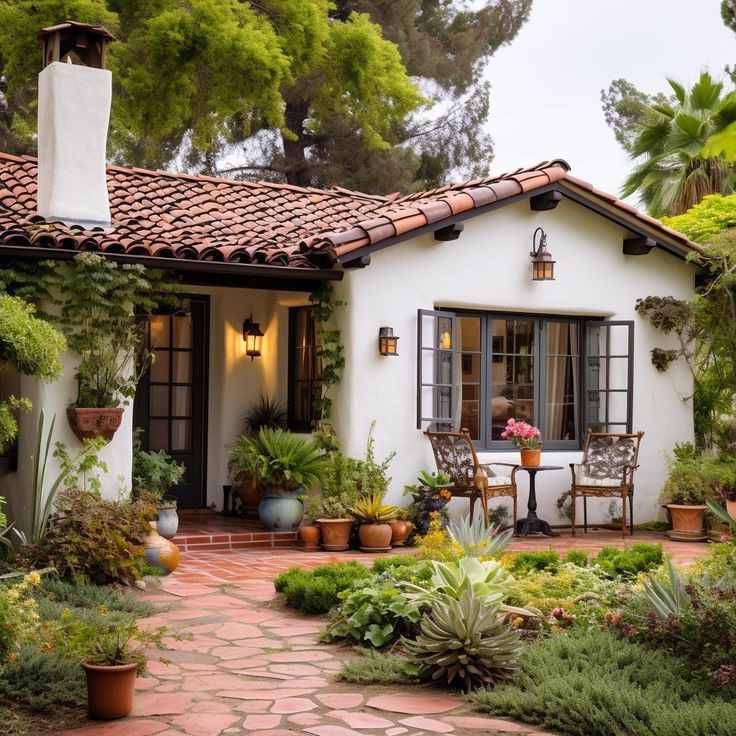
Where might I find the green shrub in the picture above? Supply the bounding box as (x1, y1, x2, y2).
(370, 556, 422, 575)
(508, 550, 560, 575)
(339, 649, 418, 684)
(35, 578, 152, 617)
(591, 543, 663, 578)
(0, 645, 85, 711)
(469, 629, 736, 736)
(274, 562, 371, 614)
(564, 549, 589, 567)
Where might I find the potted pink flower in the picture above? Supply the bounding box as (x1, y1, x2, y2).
(501, 418, 542, 467)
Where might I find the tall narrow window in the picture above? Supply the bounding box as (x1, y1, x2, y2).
(459, 316, 482, 439)
(288, 306, 322, 431)
(544, 321, 580, 441)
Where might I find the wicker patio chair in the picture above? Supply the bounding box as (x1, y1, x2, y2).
(424, 429, 518, 529)
(570, 430, 644, 538)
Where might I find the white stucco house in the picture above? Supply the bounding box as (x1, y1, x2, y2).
(0, 22, 699, 534)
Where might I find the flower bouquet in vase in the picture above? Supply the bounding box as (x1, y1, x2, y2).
(501, 418, 542, 467)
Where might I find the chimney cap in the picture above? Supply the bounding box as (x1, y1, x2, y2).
(37, 20, 116, 70)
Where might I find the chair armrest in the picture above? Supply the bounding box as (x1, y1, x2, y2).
(480, 462, 519, 482)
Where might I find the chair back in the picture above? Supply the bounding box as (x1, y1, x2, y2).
(581, 430, 644, 482)
(424, 430, 481, 495)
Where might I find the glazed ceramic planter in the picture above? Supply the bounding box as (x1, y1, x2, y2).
(67, 407, 124, 442)
(258, 489, 304, 531)
(145, 522, 180, 574)
(358, 522, 392, 552)
(317, 518, 353, 551)
(667, 503, 708, 538)
(389, 519, 410, 546)
(299, 525, 321, 549)
(520, 448, 541, 467)
(81, 661, 137, 719)
(155, 507, 179, 540)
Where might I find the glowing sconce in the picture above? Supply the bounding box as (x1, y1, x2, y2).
(242, 316, 263, 360)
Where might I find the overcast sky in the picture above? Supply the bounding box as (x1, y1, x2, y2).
(484, 0, 735, 201)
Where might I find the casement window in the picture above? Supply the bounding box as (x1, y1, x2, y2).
(288, 306, 322, 431)
(418, 310, 633, 450)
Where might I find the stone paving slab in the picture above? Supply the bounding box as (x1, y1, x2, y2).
(63, 538, 706, 735)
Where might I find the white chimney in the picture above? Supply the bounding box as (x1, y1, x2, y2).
(36, 22, 115, 228)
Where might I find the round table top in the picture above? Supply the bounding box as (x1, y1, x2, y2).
(519, 464, 564, 471)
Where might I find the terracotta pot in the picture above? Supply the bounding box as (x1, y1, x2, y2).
(145, 522, 180, 575)
(235, 477, 260, 508)
(358, 522, 392, 551)
(727, 498, 736, 522)
(389, 519, 410, 546)
(520, 448, 541, 467)
(81, 661, 137, 719)
(299, 525, 321, 549)
(317, 518, 353, 551)
(67, 407, 124, 442)
(667, 504, 708, 535)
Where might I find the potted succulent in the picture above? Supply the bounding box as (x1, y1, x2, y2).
(81, 623, 155, 719)
(659, 452, 714, 540)
(233, 395, 288, 509)
(230, 427, 324, 531)
(501, 418, 542, 466)
(132, 434, 185, 539)
(352, 492, 400, 552)
(305, 452, 364, 551)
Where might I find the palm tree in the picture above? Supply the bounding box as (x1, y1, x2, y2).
(622, 72, 736, 218)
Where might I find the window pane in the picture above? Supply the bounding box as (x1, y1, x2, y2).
(608, 357, 629, 390)
(149, 315, 169, 348)
(459, 317, 481, 351)
(171, 420, 192, 451)
(545, 356, 578, 441)
(149, 385, 169, 417)
(172, 386, 192, 417)
(460, 353, 481, 439)
(149, 419, 168, 451)
(172, 315, 192, 349)
(512, 320, 534, 354)
(172, 352, 192, 384)
(150, 350, 169, 382)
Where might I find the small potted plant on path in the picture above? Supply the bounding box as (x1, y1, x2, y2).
(82, 623, 162, 719)
(231, 427, 324, 531)
(659, 451, 714, 540)
(403, 470, 453, 537)
(132, 432, 185, 539)
(352, 491, 400, 552)
(501, 418, 542, 466)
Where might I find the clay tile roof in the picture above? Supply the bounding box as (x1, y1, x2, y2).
(0, 154, 698, 271)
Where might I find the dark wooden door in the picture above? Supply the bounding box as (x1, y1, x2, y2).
(134, 296, 209, 508)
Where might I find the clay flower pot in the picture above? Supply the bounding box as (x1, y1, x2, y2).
(727, 498, 736, 523)
(235, 476, 261, 509)
(67, 407, 124, 442)
(667, 503, 708, 539)
(317, 518, 353, 551)
(299, 525, 321, 549)
(389, 519, 410, 546)
(81, 661, 137, 719)
(358, 522, 392, 552)
(520, 448, 541, 467)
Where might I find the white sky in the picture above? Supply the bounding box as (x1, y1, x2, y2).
(484, 0, 735, 200)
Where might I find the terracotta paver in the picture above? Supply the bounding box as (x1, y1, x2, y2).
(62, 537, 707, 736)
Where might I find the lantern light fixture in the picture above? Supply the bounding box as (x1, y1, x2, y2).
(530, 227, 556, 281)
(378, 326, 399, 356)
(242, 315, 263, 360)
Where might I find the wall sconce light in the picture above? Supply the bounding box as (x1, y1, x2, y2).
(530, 227, 556, 281)
(378, 326, 399, 356)
(242, 316, 263, 360)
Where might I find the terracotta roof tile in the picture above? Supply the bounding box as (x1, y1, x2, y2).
(0, 154, 698, 269)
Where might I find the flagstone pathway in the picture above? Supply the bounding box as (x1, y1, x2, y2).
(62, 548, 557, 736)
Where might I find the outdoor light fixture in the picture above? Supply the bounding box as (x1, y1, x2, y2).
(378, 326, 399, 356)
(242, 316, 263, 360)
(530, 227, 556, 281)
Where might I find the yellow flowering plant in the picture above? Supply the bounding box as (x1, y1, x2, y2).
(0, 571, 44, 662)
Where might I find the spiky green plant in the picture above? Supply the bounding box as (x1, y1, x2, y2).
(448, 513, 513, 557)
(643, 560, 690, 618)
(351, 492, 399, 523)
(403, 588, 522, 692)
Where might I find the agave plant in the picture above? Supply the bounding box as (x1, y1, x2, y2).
(403, 588, 522, 692)
(448, 512, 514, 557)
(707, 499, 736, 534)
(643, 560, 690, 618)
(351, 492, 399, 523)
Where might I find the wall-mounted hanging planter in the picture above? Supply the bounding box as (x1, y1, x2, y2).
(66, 407, 124, 442)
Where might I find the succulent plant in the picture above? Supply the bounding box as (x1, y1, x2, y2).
(351, 492, 400, 523)
(403, 588, 522, 692)
(447, 512, 514, 557)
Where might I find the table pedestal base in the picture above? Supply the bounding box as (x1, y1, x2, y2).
(515, 516, 553, 537)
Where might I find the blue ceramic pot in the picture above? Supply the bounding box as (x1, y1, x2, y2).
(155, 507, 179, 539)
(258, 488, 304, 531)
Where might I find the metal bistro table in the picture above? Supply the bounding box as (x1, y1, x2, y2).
(515, 465, 564, 537)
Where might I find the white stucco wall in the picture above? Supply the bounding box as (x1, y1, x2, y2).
(331, 199, 696, 525)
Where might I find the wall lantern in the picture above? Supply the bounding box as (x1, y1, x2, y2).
(378, 326, 399, 356)
(530, 227, 556, 281)
(242, 316, 264, 360)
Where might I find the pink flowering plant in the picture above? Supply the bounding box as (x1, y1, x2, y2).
(500, 418, 542, 450)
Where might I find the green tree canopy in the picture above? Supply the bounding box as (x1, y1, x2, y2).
(0, 1, 532, 192)
(662, 193, 736, 243)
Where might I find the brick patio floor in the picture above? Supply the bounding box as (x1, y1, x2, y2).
(62, 533, 710, 736)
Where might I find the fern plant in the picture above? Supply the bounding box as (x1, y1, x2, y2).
(403, 588, 522, 692)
